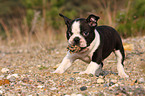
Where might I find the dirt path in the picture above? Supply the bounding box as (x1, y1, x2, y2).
(0, 36, 145, 95)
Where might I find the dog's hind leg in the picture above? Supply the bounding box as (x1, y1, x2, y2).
(115, 49, 129, 78)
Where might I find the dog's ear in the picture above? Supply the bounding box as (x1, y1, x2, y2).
(59, 13, 72, 27)
(86, 14, 100, 27)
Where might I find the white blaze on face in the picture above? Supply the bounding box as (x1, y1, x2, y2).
(71, 21, 80, 34)
(68, 21, 87, 47)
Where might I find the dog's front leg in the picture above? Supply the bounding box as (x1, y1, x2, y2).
(79, 61, 102, 75)
(52, 53, 76, 74)
(79, 48, 103, 75)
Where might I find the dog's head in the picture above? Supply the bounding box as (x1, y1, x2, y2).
(59, 13, 100, 49)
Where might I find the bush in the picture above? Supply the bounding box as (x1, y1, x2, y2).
(116, 0, 145, 38)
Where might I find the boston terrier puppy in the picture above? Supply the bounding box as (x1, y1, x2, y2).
(52, 14, 129, 78)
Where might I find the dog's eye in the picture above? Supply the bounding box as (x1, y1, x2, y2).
(83, 31, 89, 36)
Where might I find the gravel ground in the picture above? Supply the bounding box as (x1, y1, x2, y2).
(0, 36, 145, 96)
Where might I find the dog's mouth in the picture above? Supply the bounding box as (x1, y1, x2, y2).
(67, 45, 88, 53)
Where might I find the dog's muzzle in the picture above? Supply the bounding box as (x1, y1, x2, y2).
(73, 37, 80, 46)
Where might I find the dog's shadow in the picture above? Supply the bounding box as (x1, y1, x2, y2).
(98, 70, 118, 77)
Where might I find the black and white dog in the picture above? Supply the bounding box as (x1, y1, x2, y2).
(52, 14, 129, 78)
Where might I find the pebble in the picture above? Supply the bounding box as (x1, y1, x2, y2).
(80, 86, 87, 91)
(109, 82, 115, 86)
(0, 75, 4, 80)
(134, 79, 138, 83)
(111, 79, 117, 83)
(22, 78, 29, 83)
(70, 77, 75, 81)
(96, 78, 105, 84)
(99, 71, 109, 76)
(9, 76, 16, 82)
(123, 43, 134, 51)
(99, 76, 104, 78)
(138, 78, 144, 83)
(13, 74, 19, 78)
(103, 84, 109, 87)
(0, 90, 3, 94)
(37, 85, 44, 88)
(111, 84, 119, 87)
(88, 73, 94, 77)
(1, 68, 9, 73)
(37, 65, 41, 68)
(73, 72, 79, 74)
(7, 74, 19, 79)
(50, 87, 57, 90)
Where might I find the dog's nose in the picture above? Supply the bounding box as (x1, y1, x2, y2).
(73, 37, 80, 45)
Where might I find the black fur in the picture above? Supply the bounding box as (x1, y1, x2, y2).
(92, 26, 125, 66)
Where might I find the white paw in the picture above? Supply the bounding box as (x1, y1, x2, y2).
(118, 72, 129, 78)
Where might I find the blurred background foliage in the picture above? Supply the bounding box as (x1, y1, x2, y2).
(0, 0, 144, 45)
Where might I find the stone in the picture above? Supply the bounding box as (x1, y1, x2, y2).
(50, 87, 57, 90)
(37, 65, 41, 68)
(9, 76, 16, 82)
(111, 79, 117, 83)
(103, 84, 109, 87)
(1, 68, 9, 73)
(134, 79, 138, 83)
(138, 78, 145, 83)
(73, 72, 79, 74)
(96, 78, 105, 84)
(88, 73, 94, 77)
(99, 71, 109, 76)
(0, 75, 4, 80)
(123, 43, 134, 51)
(70, 77, 75, 81)
(22, 78, 29, 83)
(13, 74, 19, 78)
(109, 82, 115, 86)
(80, 86, 87, 91)
(37, 85, 44, 88)
(111, 84, 119, 87)
(0, 90, 2, 94)
(7, 74, 19, 79)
